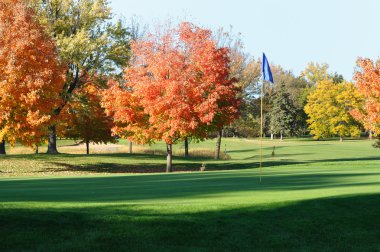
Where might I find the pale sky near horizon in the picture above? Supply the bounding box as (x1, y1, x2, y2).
(110, 0, 380, 80)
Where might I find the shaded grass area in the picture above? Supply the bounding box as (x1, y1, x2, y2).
(1, 138, 380, 176)
(1, 194, 380, 251)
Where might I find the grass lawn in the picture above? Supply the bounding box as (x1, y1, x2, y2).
(1, 138, 380, 251)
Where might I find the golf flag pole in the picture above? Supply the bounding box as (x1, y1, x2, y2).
(260, 53, 274, 182)
(260, 76, 263, 182)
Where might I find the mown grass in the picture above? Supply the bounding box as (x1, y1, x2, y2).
(1, 138, 380, 251)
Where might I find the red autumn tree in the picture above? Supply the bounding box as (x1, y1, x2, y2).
(58, 83, 115, 155)
(103, 22, 240, 171)
(0, 0, 65, 151)
(352, 58, 380, 146)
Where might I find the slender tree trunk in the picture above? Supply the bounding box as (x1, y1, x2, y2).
(215, 129, 223, 160)
(35, 145, 39, 155)
(86, 140, 90, 155)
(369, 131, 373, 140)
(166, 144, 173, 172)
(47, 125, 59, 154)
(340, 136, 343, 142)
(129, 141, 133, 154)
(271, 133, 274, 140)
(280, 133, 283, 141)
(184, 138, 189, 158)
(0, 140, 6, 155)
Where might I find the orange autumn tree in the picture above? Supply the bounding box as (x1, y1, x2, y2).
(0, 0, 65, 151)
(352, 58, 380, 146)
(103, 22, 240, 172)
(102, 79, 153, 144)
(58, 83, 115, 155)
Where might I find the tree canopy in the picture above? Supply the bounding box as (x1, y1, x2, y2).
(103, 22, 240, 170)
(0, 0, 65, 147)
(30, 0, 131, 153)
(304, 80, 363, 140)
(352, 58, 380, 146)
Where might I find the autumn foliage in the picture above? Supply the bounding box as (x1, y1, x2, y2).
(304, 80, 363, 140)
(103, 22, 240, 170)
(58, 82, 115, 155)
(0, 0, 65, 147)
(103, 22, 240, 143)
(352, 58, 380, 137)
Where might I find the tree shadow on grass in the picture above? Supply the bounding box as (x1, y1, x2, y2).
(2, 151, 380, 175)
(44, 154, 380, 174)
(0, 193, 379, 251)
(44, 159, 258, 173)
(1, 169, 380, 203)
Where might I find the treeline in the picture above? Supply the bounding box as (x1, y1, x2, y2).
(1, 0, 380, 170)
(233, 59, 380, 145)
(231, 62, 361, 140)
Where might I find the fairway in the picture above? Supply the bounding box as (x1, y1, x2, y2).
(1, 139, 380, 251)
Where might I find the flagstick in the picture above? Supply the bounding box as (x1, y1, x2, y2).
(260, 79, 264, 183)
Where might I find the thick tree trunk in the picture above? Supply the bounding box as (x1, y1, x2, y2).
(86, 140, 90, 155)
(0, 140, 6, 155)
(47, 125, 59, 154)
(129, 141, 133, 154)
(184, 138, 189, 158)
(271, 133, 274, 140)
(369, 131, 373, 140)
(215, 129, 223, 160)
(166, 144, 173, 172)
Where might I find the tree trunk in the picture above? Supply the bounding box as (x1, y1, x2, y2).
(129, 141, 133, 154)
(340, 136, 343, 142)
(280, 133, 283, 141)
(35, 145, 39, 155)
(184, 138, 189, 158)
(215, 129, 222, 160)
(47, 125, 59, 154)
(166, 144, 173, 172)
(271, 133, 274, 140)
(86, 140, 90, 155)
(369, 131, 373, 140)
(0, 140, 6, 155)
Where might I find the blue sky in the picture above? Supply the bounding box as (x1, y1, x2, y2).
(110, 0, 380, 80)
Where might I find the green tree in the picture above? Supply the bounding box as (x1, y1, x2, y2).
(331, 72, 344, 84)
(268, 84, 296, 140)
(304, 80, 363, 141)
(30, 0, 131, 153)
(273, 68, 311, 136)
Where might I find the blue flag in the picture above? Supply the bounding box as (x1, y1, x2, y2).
(262, 53, 274, 83)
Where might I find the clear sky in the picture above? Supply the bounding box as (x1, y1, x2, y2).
(110, 0, 380, 80)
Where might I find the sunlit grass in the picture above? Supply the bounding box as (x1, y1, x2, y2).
(1, 138, 380, 250)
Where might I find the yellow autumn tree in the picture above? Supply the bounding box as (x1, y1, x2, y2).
(304, 80, 363, 141)
(301, 62, 329, 85)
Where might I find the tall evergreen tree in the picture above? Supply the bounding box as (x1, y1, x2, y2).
(268, 84, 296, 140)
